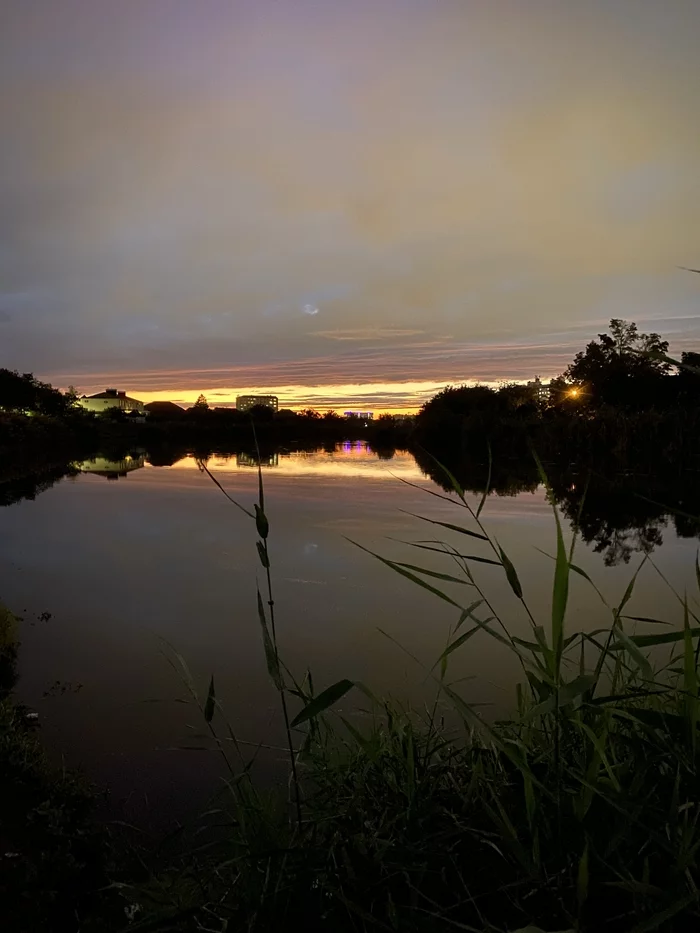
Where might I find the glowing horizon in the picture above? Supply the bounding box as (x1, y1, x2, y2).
(89, 378, 511, 414)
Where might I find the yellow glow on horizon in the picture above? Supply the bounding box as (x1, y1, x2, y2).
(134, 379, 479, 414)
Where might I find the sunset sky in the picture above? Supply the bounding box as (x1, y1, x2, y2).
(1, 0, 699, 411)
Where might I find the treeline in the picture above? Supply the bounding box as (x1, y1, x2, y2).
(414, 318, 700, 467)
(2, 318, 699, 462)
(139, 403, 414, 447)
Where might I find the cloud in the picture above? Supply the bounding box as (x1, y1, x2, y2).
(312, 328, 425, 341)
(1, 1, 699, 386)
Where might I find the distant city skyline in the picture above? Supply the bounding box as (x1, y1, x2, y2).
(2, 1, 699, 411)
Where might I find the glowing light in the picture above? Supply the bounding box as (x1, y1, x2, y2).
(568, 387, 580, 398)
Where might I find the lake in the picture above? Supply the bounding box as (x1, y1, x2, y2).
(1, 443, 698, 823)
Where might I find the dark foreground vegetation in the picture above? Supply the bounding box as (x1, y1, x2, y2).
(0, 605, 117, 931)
(3, 451, 700, 931)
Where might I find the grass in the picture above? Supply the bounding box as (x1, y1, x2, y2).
(4, 449, 700, 931)
(105, 452, 700, 933)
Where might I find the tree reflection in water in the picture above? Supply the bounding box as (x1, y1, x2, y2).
(413, 447, 700, 567)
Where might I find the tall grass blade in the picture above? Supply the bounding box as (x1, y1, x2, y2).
(290, 679, 355, 727)
(419, 449, 468, 503)
(257, 588, 283, 690)
(551, 509, 569, 665)
(615, 559, 646, 620)
(497, 543, 523, 599)
(476, 442, 492, 519)
(256, 540, 270, 569)
(254, 503, 269, 540)
(196, 459, 254, 518)
(620, 629, 700, 648)
(455, 599, 485, 630)
(614, 628, 653, 680)
(204, 675, 216, 724)
(436, 620, 494, 665)
(525, 674, 595, 719)
(442, 684, 529, 774)
(391, 539, 501, 564)
(256, 455, 265, 512)
(682, 596, 698, 753)
(392, 561, 473, 586)
(535, 549, 609, 607)
(398, 511, 488, 541)
(348, 539, 466, 608)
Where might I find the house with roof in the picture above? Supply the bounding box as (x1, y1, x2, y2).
(77, 388, 146, 415)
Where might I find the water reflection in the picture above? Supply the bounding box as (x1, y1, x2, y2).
(3, 443, 700, 567)
(179, 443, 423, 482)
(3, 441, 700, 822)
(75, 453, 146, 480)
(236, 451, 279, 468)
(416, 449, 700, 566)
(0, 464, 75, 507)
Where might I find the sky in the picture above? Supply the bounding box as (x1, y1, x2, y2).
(1, 0, 699, 412)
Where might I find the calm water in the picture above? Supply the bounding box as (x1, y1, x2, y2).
(1, 444, 698, 821)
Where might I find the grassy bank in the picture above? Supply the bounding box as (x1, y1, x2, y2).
(109, 456, 700, 933)
(4, 454, 700, 931)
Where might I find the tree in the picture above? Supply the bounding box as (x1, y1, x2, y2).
(564, 319, 670, 409)
(248, 403, 274, 422)
(0, 368, 72, 417)
(64, 385, 80, 407)
(498, 383, 539, 415)
(299, 408, 321, 420)
(193, 394, 209, 410)
(678, 351, 700, 404)
(680, 351, 700, 376)
(417, 385, 506, 422)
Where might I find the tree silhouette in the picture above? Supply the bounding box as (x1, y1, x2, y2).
(248, 403, 274, 422)
(0, 368, 73, 416)
(564, 319, 670, 409)
(193, 394, 209, 410)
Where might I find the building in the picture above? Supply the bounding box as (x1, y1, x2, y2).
(343, 411, 374, 420)
(144, 401, 185, 419)
(236, 451, 279, 468)
(75, 454, 146, 480)
(78, 388, 146, 414)
(236, 395, 279, 412)
(526, 377, 551, 403)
